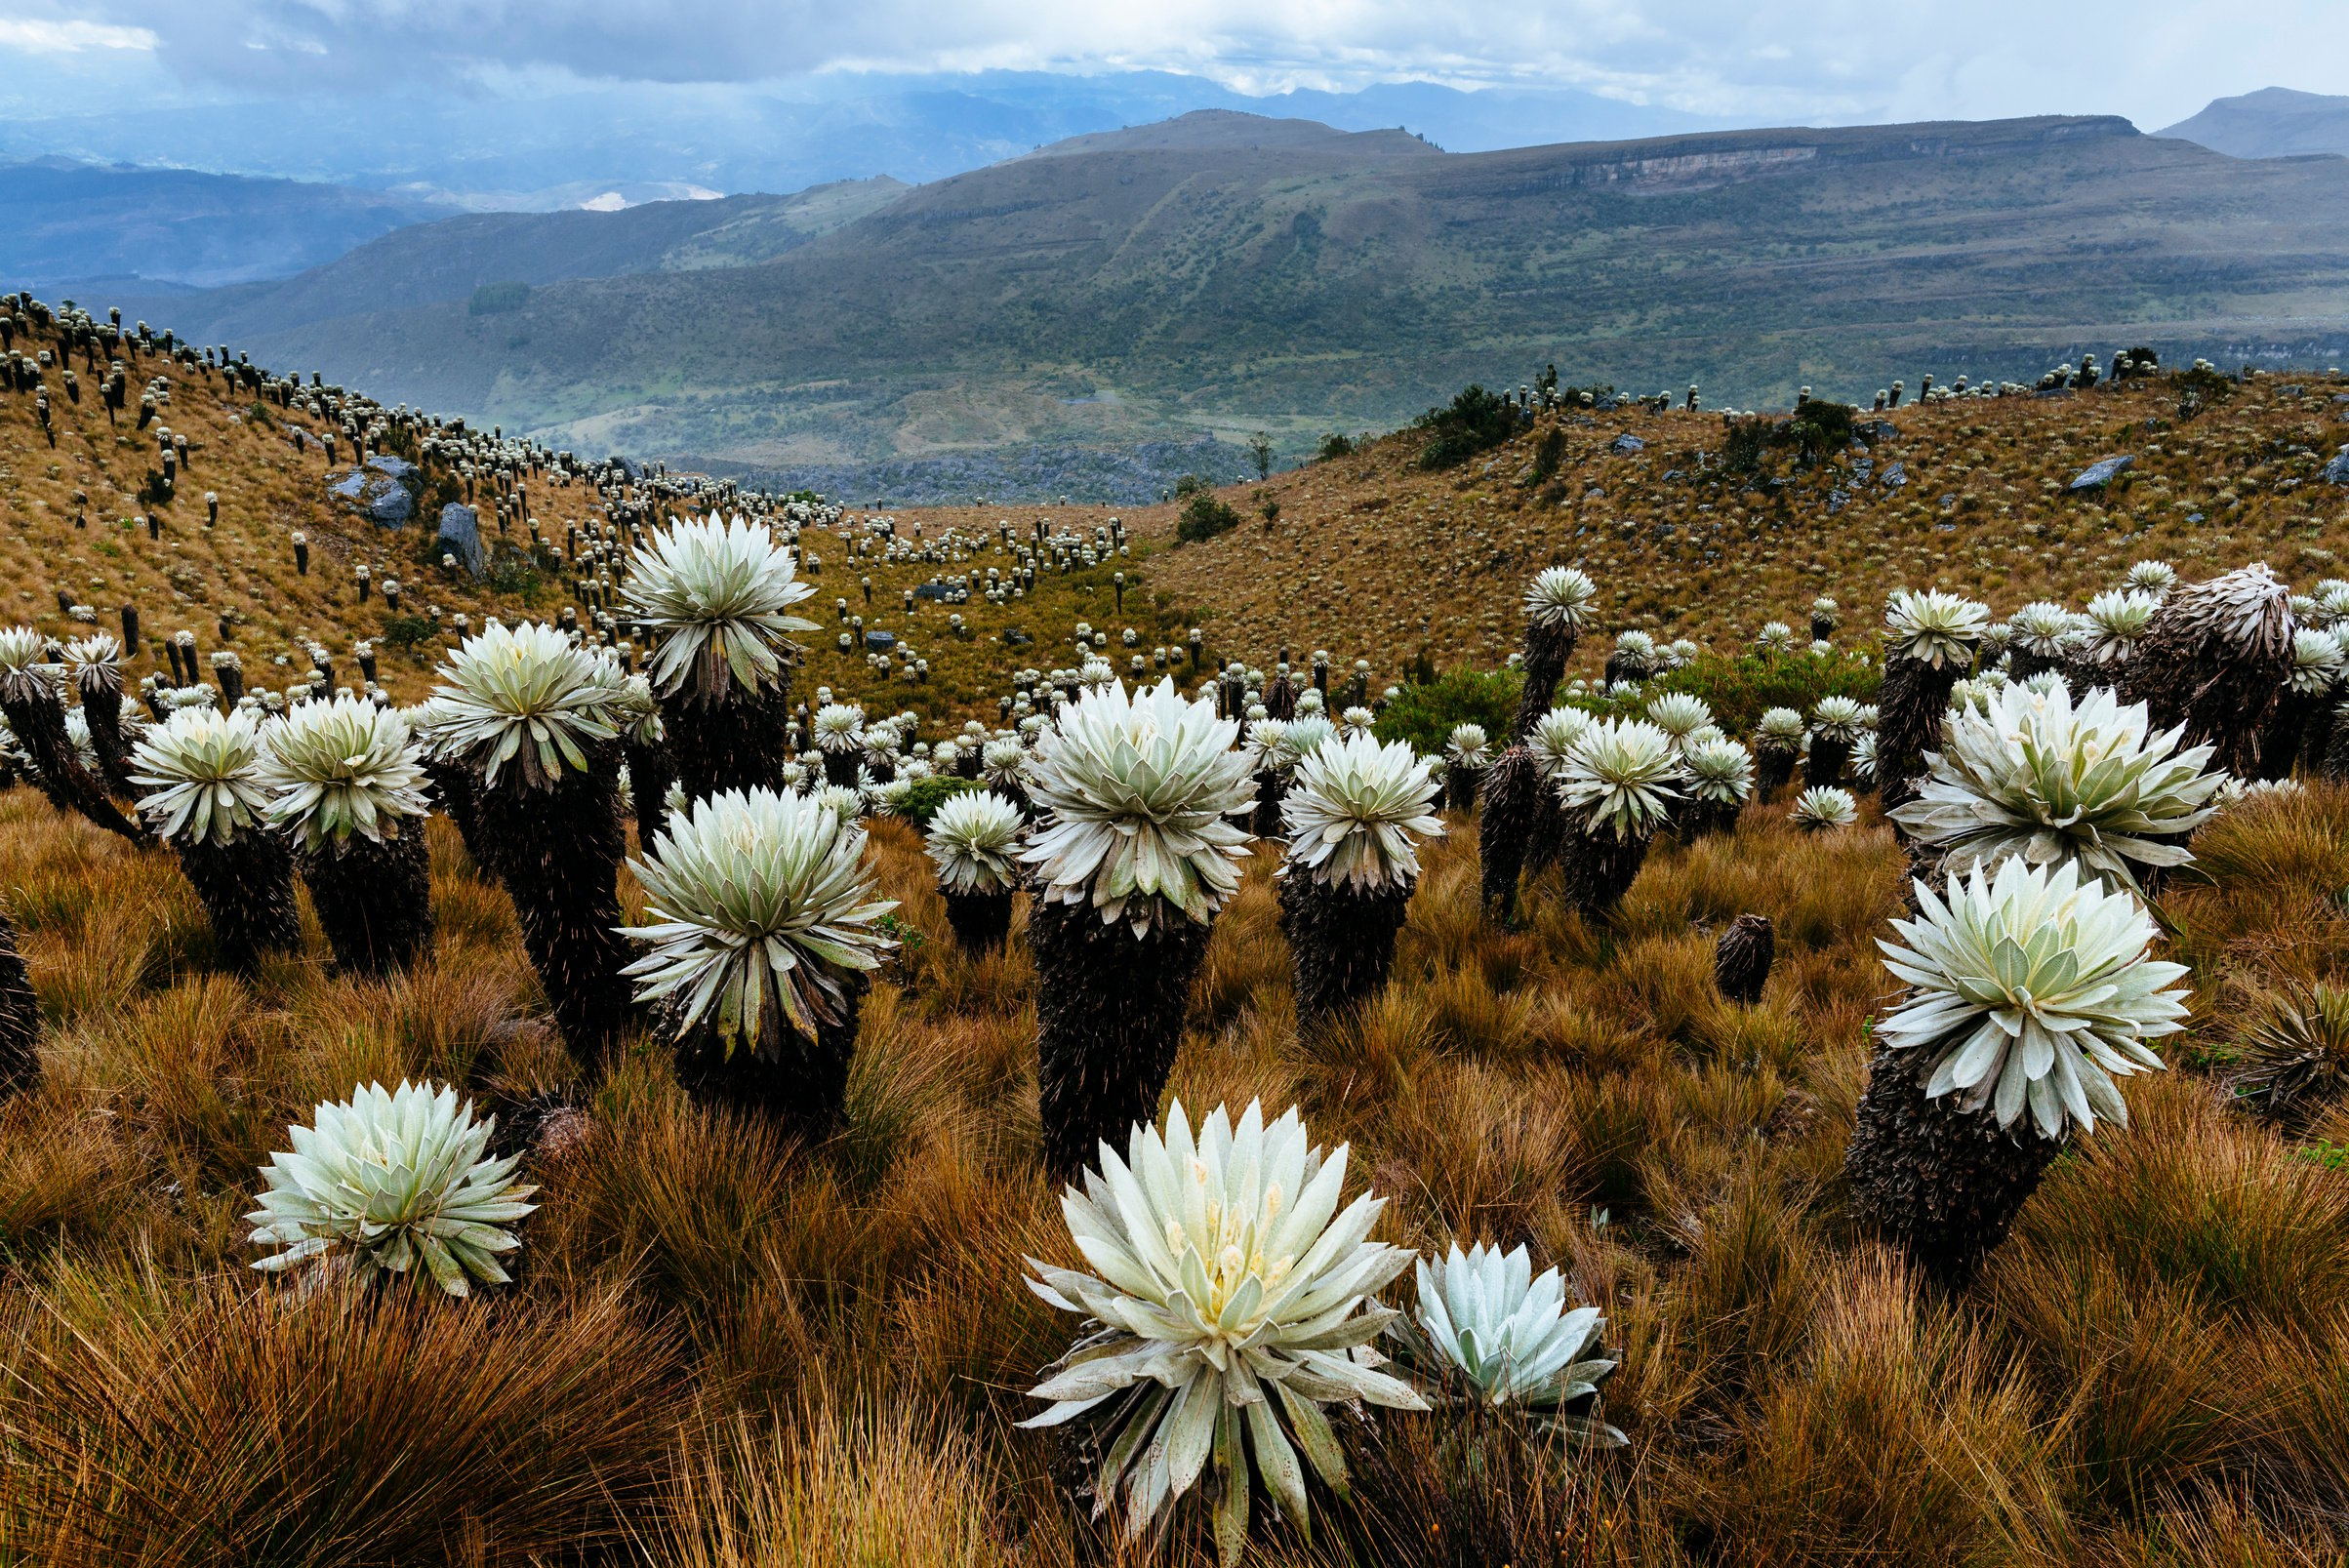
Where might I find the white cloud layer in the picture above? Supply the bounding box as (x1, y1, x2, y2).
(20, 1, 2349, 129)
(0, 16, 154, 53)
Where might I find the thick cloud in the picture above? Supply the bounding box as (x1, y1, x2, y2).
(33, 1, 2349, 129)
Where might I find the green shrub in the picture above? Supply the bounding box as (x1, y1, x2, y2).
(1175, 491, 1240, 543)
(901, 775, 978, 827)
(1529, 426, 1567, 483)
(2174, 364, 2234, 421)
(1414, 384, 1519, 471)
(380, 613, 435, 654)
(1573, 650, 1881, 738)
(1373, 667, 1523, 755)
(1722, 417, 1770, 474)
(1783, 399, 1856, 465)
(1316, 432, 1355, 461)
(485, 547, 544, 605)
(467, 281, 531, 316)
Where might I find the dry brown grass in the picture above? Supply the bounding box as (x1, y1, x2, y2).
(1124, 374, 2349, 685)
(6, 765, 2349, 1562)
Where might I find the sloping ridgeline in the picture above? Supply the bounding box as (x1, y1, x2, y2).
(164, 110, 2349, 473)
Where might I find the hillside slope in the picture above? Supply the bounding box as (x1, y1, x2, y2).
(0, 328, 589, 704)
(181, 110, 2349, 484)
(875, 370, 2349, 702)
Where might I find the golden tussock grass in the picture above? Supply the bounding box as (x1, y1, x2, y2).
(6, 774, 2349, 1562)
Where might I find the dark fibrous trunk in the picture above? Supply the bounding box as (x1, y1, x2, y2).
(175, 831, 302, 971)
(1754, 749, 1796, 800)
(2326, 698, 2349, 784)
(298, 827, 435, 975)
(1251, 772, 1283, 838)
(1522, 786, 1567, 872)
(2117, 576, 2294, 779)
(471, 751, 633, 1073)
(1691, 798, 1743, 838)
(425, 759, 494, 878)
(1843, 1038, 2063, 1286)
(1264, 675, 1297, 721)
(1278, 873, 1411, 1025)
(669, 985, 863, 1145)
(1, 692, 142, 842)
(625, 734, 676, 849)
(942, 888, 1014, 951)
(664, 680, 793, 799)
(1563, 829, 1652, 919)
(1876, 655, 1965, 813)
(1511, 622, 1575, 742)
(2005, 647, 2060, 683)
(1804, 736, 1851, 789)
(1477, 745, 1542, 923)
(1445, 768, 1481, 812)
(0, 906, 37, 1093)
(2258, 689, 2318, 782)
(2301, 691, 2338, 776)
(80, 686, 133, 794)
(1031, 893, 1210, 1180)
(821, 748, 862, 788)
(1714, 913, 1774, 1004)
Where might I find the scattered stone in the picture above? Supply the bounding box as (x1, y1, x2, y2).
(2325, 446, 2349, 487)
(329, 466, 416, 525)
(437, 502, 485, 578)
(865, 629, 897, 652)
(1881, 462, 1908, 490)
(1610, 434, 1644, 454)
(2068, 455, 2135, 491)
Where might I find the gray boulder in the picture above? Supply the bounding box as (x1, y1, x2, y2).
(1610, 433, 1645, 454)
(2068, 455, 2134, 492)
(437, 503, 485, 578)
(367, 454, 420, 488)
(328, 466, 416, 525)
(2325, 446, 2349, 487)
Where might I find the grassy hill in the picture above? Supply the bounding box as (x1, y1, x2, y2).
(5, 319, 2348, 735)
(124, 110, 2349, 488)
(14, 297, 2349, 1561)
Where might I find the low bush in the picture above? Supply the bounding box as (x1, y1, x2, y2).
(1174, 490, 1240, 543)
(1415, 383, 1519, 470)
(1373, 665, 1523, 754)
(1576, 650, 1881, 738)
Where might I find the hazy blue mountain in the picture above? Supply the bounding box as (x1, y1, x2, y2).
(145, 177, 907, 342)
(0, 70, 1722, 209)
(2157, 87, 2349, 159)
(0, 157, 454, 291)
(130, 108, 2349, 506)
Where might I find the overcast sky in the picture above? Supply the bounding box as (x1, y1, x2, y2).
(0, 1, 2339, 130)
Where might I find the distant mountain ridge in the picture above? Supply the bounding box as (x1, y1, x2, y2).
(89, 108, 2349, 501)
(0, 69, 1725, 211)
(0, 157, 454, 291)
(155, 177, 906, 342)
(2159, 87, 2349, 160)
